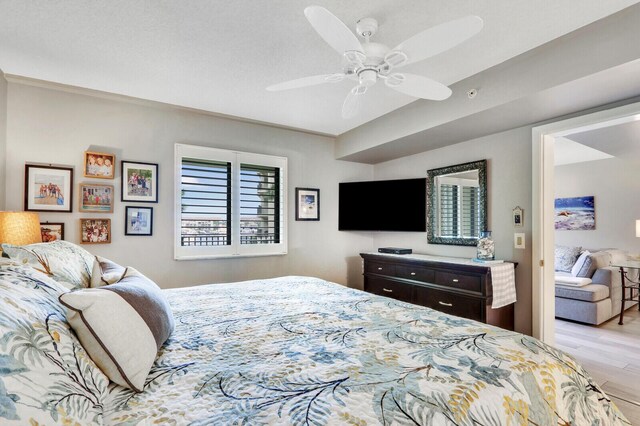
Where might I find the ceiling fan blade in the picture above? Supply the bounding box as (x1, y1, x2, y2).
(388, 15, 483, 67)
(304, 6, 364, 56)
(266, 73, 344, 91)
(385, 73, 452, 100)
(342, 84, 367, 119)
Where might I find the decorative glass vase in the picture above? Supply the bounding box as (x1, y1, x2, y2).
(476, 231, 495, 260)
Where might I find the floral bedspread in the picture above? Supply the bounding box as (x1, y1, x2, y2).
(0, 268, 629, 425)
(101, 276, 628, 425)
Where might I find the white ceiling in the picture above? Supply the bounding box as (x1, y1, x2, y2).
(565, 119, 640, 159)
(1, 1, 638, 135)
(554, 136, 613, 166)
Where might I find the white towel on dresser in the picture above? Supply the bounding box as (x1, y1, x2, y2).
(489, 263, 517, 309)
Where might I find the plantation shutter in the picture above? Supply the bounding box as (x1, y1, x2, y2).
(439, 184, 458, 237)
(461, 186, 480, 238)
(240, 164, 280, 245)
(180, 159, 231, 247)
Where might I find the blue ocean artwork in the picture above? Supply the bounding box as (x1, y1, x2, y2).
(554, 196, 595, 230)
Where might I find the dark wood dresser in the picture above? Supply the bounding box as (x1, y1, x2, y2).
(361, 253, 516, 330)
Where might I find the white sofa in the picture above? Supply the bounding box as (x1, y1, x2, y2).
(555, 248, 638, 325)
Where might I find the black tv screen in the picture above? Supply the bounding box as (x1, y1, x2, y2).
(339, 178, 427, 231)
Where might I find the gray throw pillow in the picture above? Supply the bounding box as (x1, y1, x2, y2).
(555, 245, 582, 272)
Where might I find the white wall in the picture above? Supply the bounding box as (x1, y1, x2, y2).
(0, 70, 7, 209)
(555, 158, 640, 253)
(371, 127, 533, 334)
(4, 82, 374, 288)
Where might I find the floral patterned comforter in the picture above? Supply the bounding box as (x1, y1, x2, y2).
(103, 276, 628, 425)
(0, 268, 629, 425)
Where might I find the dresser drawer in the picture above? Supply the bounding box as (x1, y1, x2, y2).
(396, 265, 434, 283)
(413, 286, 483, 322)
(434, 271, 482, 293)
(365, 261, 396, 276)
(365, 277, 412, 302)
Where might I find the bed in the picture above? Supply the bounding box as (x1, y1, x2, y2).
(0, 258, 630, 425)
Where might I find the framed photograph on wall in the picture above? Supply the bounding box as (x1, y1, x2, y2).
(79, 183, 114, 213)
(121, 161, 158, 203)
(24, 164, 73, 212)
(40, 222, 64, 242)
(125, 206, 153, 236)
(79, 218, 111, 244)
(513, 206, 523, 228)
(84, 151, 115, 179)
(295, 187, 320, 221)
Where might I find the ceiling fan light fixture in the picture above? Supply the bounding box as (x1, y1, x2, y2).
(358, 69, 378, 87)
(270, 6, 483, 118)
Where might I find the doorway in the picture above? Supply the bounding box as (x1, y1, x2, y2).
(532, 100, 640, 344)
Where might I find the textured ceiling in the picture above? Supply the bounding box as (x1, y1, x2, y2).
(0, 0, 638, 135)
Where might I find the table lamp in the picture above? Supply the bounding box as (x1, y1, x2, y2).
(637, 220, 640, 238)
(0, 212, 42, 245)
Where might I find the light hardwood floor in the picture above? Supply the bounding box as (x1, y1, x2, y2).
(555, 308, 640, 424)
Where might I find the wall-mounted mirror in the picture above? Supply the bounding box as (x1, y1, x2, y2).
(427, 160, 487, 246)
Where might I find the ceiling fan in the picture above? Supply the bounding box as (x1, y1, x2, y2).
(266, 6, 483, 119)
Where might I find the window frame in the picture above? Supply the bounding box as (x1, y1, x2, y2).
(174, 144, 287, 260)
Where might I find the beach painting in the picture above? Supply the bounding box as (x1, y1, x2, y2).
(555, 196, 595, 230)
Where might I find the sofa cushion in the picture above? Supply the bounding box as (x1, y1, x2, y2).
(555, 283, 610, 302)
(555, 245, 582, 272)
(571, 251, 596, 278)
(590, 251, 612, 269)
(556, 276, 592, 287)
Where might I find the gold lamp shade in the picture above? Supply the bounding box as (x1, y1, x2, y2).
(0, 212, 42, 245)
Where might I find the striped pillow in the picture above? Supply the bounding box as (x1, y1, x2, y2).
(59, 267, 174, 392)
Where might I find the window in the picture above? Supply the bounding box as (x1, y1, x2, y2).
(436, 177, 480, 239)
(175, 144, 287, 259)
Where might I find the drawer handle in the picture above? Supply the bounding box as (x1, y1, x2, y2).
(382, 288, 393, 293)
(410, 272, 416, 276)
(452, 279, 459, 283)
(377, 267, 383, 271)
(439, 301, 453, 307)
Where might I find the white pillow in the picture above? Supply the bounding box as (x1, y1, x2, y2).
(571, 251, 595, 278)
(555, 276, 592, 287)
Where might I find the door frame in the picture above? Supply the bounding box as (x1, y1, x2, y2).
(531, 101, 640, 344)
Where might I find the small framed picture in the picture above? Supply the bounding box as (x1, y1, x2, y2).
(295, 188, 320, 221)
(121, 161, 158, 203)
(40, 222, 64, 242)
(84, 151, 115, 179)
(24, 164, 73, 212)
(513, 206, 524, 228)
(80, 218, 111, 244)
(79, 183, 114, 213)
(125, 206, 153, 236)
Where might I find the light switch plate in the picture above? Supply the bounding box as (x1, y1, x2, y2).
(514, 233, 525, 249)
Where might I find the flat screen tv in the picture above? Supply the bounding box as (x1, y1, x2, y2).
(339, 178, 427, 232)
